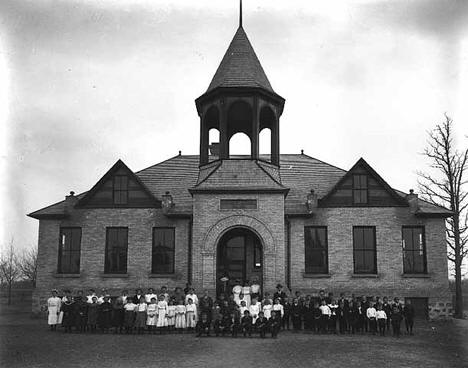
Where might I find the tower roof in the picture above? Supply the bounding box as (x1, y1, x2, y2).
(206, 26, 275, 94)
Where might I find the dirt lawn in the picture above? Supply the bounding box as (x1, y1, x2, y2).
(0, 307, 467, 368)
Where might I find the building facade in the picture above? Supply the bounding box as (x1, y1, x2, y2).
(29, 17, 452, 319)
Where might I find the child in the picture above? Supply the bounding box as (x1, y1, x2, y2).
(112, 293, 125, 334)
(272, 298, 284, 330)
(241, 310, 253, 337)
(230, 311, 240, 338)
(73, 291, 88, 333)
(366, 302, 377, 335)
(156, 294, 168, 334)
(376, 305, 387, 336)
(269, 310, 281, 338)
(262, 299, 272, 320)
(145, 288, 157, 304)
(328, 299, 338, 334)
(60, 296, 74, 333)
(196, 312, 211, 337)
(146, 297, 158, 334)
(134, 296, 147, 334)
(256, 311, 268, 338)
(262, 292, 273, 306)
(403, 299, 415, 335)
(239, 300, 248, 316)
(312, 302, 322, 333)
(86, 289, 97, 304)
(249, 297, 261, 325)
(98, 296, 113, 333)
(291, 298, 303, 331)
(391, 300, 403, 338)
(47, 289, 61, 331)
(87, 296, 99, 333)
(217, 312, 232, 337)
(185, 298, 197, 331)
(175, 299, 186, 333)
(337, 299, 348, 334)
(282, 298, 291, 330)
(166, 299, 176, 332)
(232, 280, 242, 306)
(123, 299, 136, 334)
(319, 299, 331, 334)
(185, 288, 199, 306)
(212, 307, 224, 336)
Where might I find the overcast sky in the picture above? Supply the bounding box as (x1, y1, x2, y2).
(1, 0, 467, 252)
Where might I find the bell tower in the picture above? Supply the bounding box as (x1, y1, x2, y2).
(195, 1, 285, 166)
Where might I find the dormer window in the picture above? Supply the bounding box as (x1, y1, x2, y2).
(353, 174, 368, 204)
(113, 175, 128, 204)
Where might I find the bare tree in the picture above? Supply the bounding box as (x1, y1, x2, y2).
(0, 241, 21, 305)
(418, 114, 468, 319)
(18, 246, 38, 288)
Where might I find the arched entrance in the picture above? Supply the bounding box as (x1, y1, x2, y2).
(216, 228, 263, 296)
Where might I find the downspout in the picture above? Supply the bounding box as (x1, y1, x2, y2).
(188, 218, 193, 285)
(286, 215, 291, 291)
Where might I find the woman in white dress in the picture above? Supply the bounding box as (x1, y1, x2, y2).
(263, 299, 273, 319)
(156, 294, 168, 332)
(185, 298, 197, 330)
(242, 281, 251, 308)
(232, 280, 242, 306)
(146, 298, 158, 334)
(47, 289, 61, 331)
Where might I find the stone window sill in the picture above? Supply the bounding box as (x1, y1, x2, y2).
(101, 273, 129, 278)
(351, 274, 379, 278)
(303, 273, 331, 278)
(148, 274, 175, 278)
(401, 273, 430, 278)
(54, 273, 81, 278)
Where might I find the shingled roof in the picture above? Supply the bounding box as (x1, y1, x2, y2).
(28, 154, 452, 218)
(206, 26, 275, 93)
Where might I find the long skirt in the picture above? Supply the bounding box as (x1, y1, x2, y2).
(186, 311, 196, 328)
(175, 314, 186, 329)
(124, 311, 135, 328)
(156, 309, 168, 327)
(134, 311, 147, 328)
(147, 313, 157, 326)
(167, 315, 175, 327)
(48, 306, 59, 325)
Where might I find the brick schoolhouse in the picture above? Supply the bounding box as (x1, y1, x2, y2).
(29, 12, 453, 320)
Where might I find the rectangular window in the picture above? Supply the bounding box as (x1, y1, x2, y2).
(304, 226, 328, 274)
(220, 199, 257, 210)
(105, 227, 128, 274)
(113, 175, 128, 205)
(353, 226, 377, 274)
(152, 228, 175, 274)
(58, 228, 82, 274)
(402, 226, 427, 274)
(353, 174, 368, 204)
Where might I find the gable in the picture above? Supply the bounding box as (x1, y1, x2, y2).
(319, 158, 408, 207)
(76, 160, 161, 208)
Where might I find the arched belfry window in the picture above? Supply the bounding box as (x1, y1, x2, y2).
(229, 132, 251, 156)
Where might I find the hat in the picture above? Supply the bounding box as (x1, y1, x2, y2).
(276, 283, 283, 289)
(51, 289, 58, 293)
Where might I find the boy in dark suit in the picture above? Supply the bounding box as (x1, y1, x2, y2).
(403, 299, 415, 335)
(231, 311, 240, 338)
(241, 310, 253, 337)
(291, 298, 303, 331)
(196, 312, 211, 337)
(256, 311, 268, 338)
(269, 310, 281, 338)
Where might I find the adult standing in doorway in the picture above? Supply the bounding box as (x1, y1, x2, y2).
(232, 280, 242, 306)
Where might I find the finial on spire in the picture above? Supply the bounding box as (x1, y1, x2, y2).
(239, 0, 243, 28)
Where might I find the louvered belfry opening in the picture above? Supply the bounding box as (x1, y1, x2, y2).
(195, 26, 285, 167)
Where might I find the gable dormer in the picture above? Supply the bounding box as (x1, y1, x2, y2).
(319, 158, 408, 207)
(75, 160, 161, 208)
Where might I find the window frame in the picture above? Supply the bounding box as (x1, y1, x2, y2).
(304, 226, 329, 274)
(57, 227, 82, 274)
(151, 227, 175, 274)
(402, 226, 427, 274)
(352, 174, 368, 205)
(113, 175, 129, 205)
(352, 226, 377, 274)
(104, 227, 128, 274)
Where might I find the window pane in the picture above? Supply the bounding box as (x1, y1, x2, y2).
(354, 251, 365, 271)
(105, 228, 128, 273)
(353, 228, 363, 248)
(363, 228, 375, 250)
(364, 251, 375, 272)
(402, 227, 426, 274)
(58, 228, 81, 274)
(402, 228, 412, 250)
(152, 228, 175, 274)
(305, 227, 328, 273)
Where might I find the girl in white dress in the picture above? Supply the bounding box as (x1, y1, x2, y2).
(146, 297, 158, 334)
(156, 294, 168, 332)
(185, 298, 197, 330)
(272, 298, 284, 320)
(263, 299, 273, 319)
(175, 299, 186, 332)
(166, 299, 176, 332)
(232, 281, 242, 306)
(249, 297, 261, 324)
(47, 289, 61, 331)
(242, 282, 251, 308)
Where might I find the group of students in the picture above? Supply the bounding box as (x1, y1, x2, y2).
(46, 283, 416, 339)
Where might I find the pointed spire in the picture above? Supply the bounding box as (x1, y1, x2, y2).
(239, 0, 243, 28)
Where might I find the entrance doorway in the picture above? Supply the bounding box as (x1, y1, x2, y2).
(216, 228, 263, 296)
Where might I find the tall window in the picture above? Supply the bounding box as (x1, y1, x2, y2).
(105, 227, 128, 274)
(353, 226, 377, 274)
(304, 226, 328, 274)
(152, 228, 175, 274)
(402, 226, 427, 274)
(58, 228, 82, 274)
(113, 175, 128, 205)
(353, 174, 368, 204)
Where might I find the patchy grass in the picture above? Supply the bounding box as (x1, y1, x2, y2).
(0, 310, 467, 368)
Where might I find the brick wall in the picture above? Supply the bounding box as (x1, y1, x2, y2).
(288, 207, 450, 302)
(33, 208, 189, 314)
